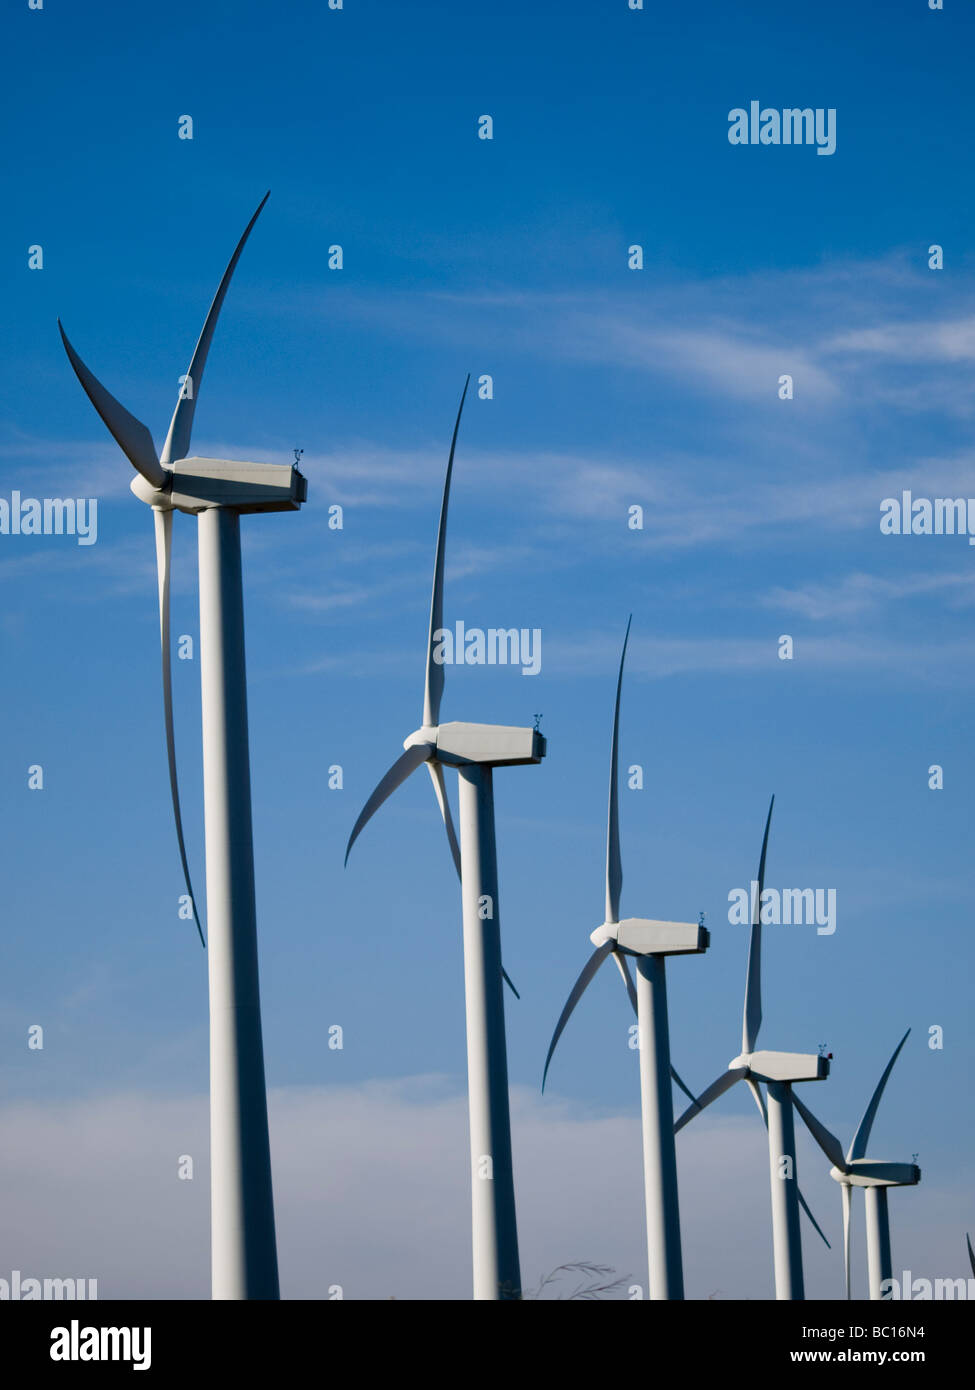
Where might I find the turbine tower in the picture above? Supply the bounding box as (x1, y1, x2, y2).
(792, 1029, 920, 1299)
(674, 797, 830, 1300)
(59, 195, 305, 1300)
(345, 379, 544, 1300)
(541, 617, 707, 1300)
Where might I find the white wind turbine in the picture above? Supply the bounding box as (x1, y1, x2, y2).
(345, 378, 544, 1301)
(59, 194, 304, 1300)
(674, 797, 831, 1300)
(541, 617, 708, 1300)
(791, 1029, 920, 1299)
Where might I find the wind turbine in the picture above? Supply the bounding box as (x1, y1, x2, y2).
(59, 194, 305, 1300)
(791, 1029, 920, 1299)
(541, 617, 708, 1300)
(674, 797, 831, 1301)
(345, 379, 544, 1301)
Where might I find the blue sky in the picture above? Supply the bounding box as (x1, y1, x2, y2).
(1, 0, 974, 1298)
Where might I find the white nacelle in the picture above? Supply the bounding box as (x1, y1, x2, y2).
(835, 1159, 921, 1188)
(131, 458, 307, 514)
(737, 1050, 829, 1083)
(436, 722, 546, 767)
(591, 918, 709, 957)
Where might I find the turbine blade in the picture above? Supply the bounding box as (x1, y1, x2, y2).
(426, 760, 461, 878)
(605, 615, 632, 924)
(422, 376, 470, 727)
(674, 1067, 746, 1133)
(153, 509, 204, 948)
(843, 1184, 853, 1299)
(161, 193, 270, 465)
(749, 1077, 831, 1248)
(424, 758, 518, 996)
(670, 1064, 699, 1110)
(541, 941, 615, 1092)
(797, 1184, 831, 1249)
(612, 949, 697, 1105)
(967, 1232, 975, 1279)
(848, 1028, 911, 1162)
(344, 743, 433, 864)
(793, 1092, 849, 1172)
(612, 947, 638, 1017)
(747, 1077, 768, 1127)
(58, 321, 166, 489)
(742, 794, 774, 1055)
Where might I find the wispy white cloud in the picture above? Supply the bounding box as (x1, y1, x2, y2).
(829, 317, 975, 363)
(292, 255, 975, 420)
(762, 569, 975, 621)
(543, 629, 975, 683)
(0, 436, 138, 500)
(559, 316, 840, 404)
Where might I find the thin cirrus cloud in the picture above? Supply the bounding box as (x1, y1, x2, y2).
(762, 570, 975, 622)
(561, 316, 839, 405)
(828, 317, 975, 363)
(326, 255, 975, 410)
(542, 630, 975, 684)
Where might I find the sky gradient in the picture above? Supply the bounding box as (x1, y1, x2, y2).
(1, 0, 973, 1299)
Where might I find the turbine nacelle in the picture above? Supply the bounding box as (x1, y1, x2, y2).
(590, 917, 709, 957)
(730, 1050, 830, 1084)
(130, 458, 307, 515)
(831, 1160, 921, 1188)
(434, 721, 546, 768)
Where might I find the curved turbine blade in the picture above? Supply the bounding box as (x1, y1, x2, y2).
(967, 1233, 975, 1279)
(742, 794, 775, 1055)
(424, 758, 518, 997)
(541, 941, 615, 1091)
(793, 1092, 849, 1173)
(605, 615, 632, 925)
(612, 948, 638, 1017)
(749, 1079, 830, 1248)
(843, 1184, 853, 1299)
(422, 376, 470, 728)
(848, 1028, 911, 1162)
(153, 509, 204, 948)
(58, 321, 167, 489)
(674, 1067, 747, 1133)
(426, 760, 461, 877)
(612, 950, 699, 1107)
(747, 1077, 768, 1127)
(161, 193, 270, 465)
(797, 1184, 831, 1249)
(670, 1064, 699, 1111)
(344, 742, 433, 865)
